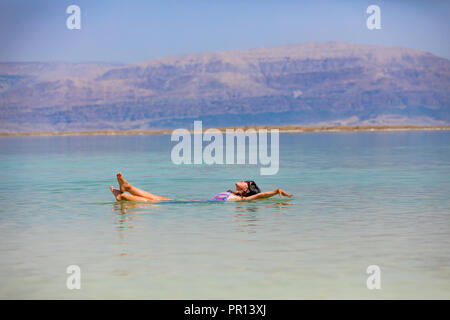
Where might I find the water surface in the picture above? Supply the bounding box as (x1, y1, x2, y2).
(0, 131, 449, 299)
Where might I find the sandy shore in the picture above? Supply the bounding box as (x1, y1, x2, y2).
(1, 125, 449, 137)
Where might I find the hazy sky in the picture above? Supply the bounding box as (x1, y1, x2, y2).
(1, 0, 449, 63)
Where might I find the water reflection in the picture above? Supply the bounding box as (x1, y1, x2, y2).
(110, 201, 152, 274)
(112, 200, 160, 215)
(233, 205, 260, 234)
(263, 200, 294, 213)
(110, 201, 158, 241)
(232, 200, 294, 234)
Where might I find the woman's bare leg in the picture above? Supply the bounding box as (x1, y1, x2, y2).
(116, 172, 172, 201)
(110, 186, 154, 202)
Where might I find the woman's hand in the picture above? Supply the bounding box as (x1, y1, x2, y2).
(277, 188, 292, 197)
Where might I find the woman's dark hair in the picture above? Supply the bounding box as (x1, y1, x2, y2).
(245, 180, 261, 196)
(228, 180, 261, 197)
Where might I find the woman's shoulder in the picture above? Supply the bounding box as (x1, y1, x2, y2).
(226, 193, 243, 201)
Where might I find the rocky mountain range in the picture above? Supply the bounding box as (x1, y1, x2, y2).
(0, 41, 449, 132)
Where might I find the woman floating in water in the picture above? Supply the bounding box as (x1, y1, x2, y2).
(110, 173, 292, 202)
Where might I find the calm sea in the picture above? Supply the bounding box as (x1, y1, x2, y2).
(0, 131, 449, 299)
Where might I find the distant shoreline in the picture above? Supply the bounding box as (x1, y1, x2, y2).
(1, 125, 450, 137)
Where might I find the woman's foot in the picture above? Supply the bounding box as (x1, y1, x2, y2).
(110, 186, 122, 201)
(116, 172, 131, 193)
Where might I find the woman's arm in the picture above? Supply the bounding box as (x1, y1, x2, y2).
(234, 188, 292, 201)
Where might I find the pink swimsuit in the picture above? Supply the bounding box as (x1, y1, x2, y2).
(211, 192, 232, 201)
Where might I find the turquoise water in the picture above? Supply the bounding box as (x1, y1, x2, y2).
(0, 131, 449, 299)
